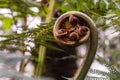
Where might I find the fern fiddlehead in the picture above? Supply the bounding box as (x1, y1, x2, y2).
(53, 11, 98, 80)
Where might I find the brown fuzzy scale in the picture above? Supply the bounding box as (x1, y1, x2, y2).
(56, 15, 89, 42)
(69, 32, 79, 41)
(69, 14, 80, 26)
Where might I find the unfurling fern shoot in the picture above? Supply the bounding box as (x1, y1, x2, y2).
(53, 11, 98, 80)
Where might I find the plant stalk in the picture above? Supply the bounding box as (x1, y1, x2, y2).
(35, 0, 55, 78)
(73, 23, 98, 80)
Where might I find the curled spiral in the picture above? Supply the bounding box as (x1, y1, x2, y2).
(53, 11, 98, 80)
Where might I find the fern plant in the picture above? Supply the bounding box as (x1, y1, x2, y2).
(0, 0, 120, 80)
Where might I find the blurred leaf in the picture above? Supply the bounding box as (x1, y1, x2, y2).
(108, 1, 115, 9)
(100, 0, 107, 10)
(86, 56, 120, 80)
(0, 68, 55, 80)
(97, 56, 120, 79)
(89, 69, 111, 78)
(36, 41, 64, 52)
(110, 9, 120, 16)
(0, 68, 38, 80)
(85, 76, 109, 80)
(3, 17, 13, 32)
(76, 0, 85, 11)
(0, 54, 30, 65)
(40, 35, 56, 42)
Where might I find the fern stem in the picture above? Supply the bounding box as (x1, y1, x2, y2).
(35, 0, 55, 78)
(73, 17, 98, 80)
(53, 11, 98, 80)
(19, 60, 25, 72)
(19, 15, 27, 73)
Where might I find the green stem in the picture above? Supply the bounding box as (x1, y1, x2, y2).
(19, 15, 27, 73)
(73, 19, 98, 80)
(35, 46, 46, 77)
(35, 0, 55, 78)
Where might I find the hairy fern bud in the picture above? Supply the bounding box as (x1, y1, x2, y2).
(53, 11, 90, 47)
